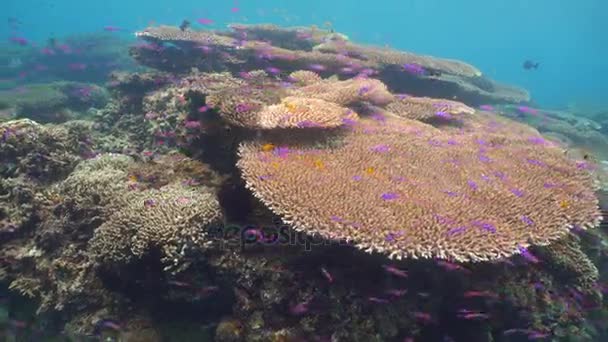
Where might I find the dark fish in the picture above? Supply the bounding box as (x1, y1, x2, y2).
(523, 60, 540, 70)
(179, 19, 191, 31)
(47, 37, 57, 48)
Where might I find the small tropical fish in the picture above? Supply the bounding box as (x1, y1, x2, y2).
(381, 192, 399, 201)
(365, 167, 375, 175)
(368, 297, 389, 304)
(386, 289, 408, 297)
(144, 199, 157, 207)
(103, 26, 122, 32)
(313, 159, 325, 169)
(261, 143, 275, 152)
(196, 18, 214, 25)
(179, 19, 191, 31)
(436, 260, 471, 273)
(523, 60, 540, 70)
(463, 290, 499, 299)
(321, 267, 334, 283)
(290, 299, 310, 315)
(458, 312, 490, 320)
(382, 265, 408, 278)
(559, 200, 570, 209)
(517, 244, 540, 263)
(413, 312, 433, 323)
(184, 120, 201, 129)
(284, 102, 297, 112)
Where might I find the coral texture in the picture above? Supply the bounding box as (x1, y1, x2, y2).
(238, 114, 602, 262)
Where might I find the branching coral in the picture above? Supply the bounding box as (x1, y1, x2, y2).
(0, 119, 86, 182)
(237, 114, 602, 262)
(538, 235, 599, 290)
(88, 182, 223, 272)
(57, 153, 134, 210)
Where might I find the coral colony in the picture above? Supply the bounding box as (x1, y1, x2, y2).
(0, 22, 607, 341)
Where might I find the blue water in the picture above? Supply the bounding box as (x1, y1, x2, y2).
(4, 0, 608, 109)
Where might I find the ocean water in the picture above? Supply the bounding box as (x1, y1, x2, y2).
(4, 0, 608, 108)
(1, 0, 608, 341)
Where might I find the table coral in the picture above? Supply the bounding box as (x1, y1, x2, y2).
(238, 114, 602, 262)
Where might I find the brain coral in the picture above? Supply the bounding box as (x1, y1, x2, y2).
(237, 114, 602, 262)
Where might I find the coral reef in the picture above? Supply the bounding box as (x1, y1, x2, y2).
(0, 82, 108, 123)
(130, 24, 528, 106)
(0, 22, 606, 342)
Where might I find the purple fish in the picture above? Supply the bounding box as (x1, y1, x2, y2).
(371, 144, 390, 153)
(517, 244, 540, 263)
(478, 154, 491, 163)
(521, 215, 534, 225)
(510, 188, 524, 197)
(381, 192, 399, 200)
(297, 120, 320, 128)
(467, 180, 478, 191)
(447, 226, 467, 236)
(403, 63, 425, 75)
(436, 111, 452, 119)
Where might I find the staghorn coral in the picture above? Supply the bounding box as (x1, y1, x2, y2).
(8, 276, 42, 298)
(0, 177, 37, 239)
(89, 182, 223, 272)
(385, 95, 475, 121)
(237, 114, 602, 262)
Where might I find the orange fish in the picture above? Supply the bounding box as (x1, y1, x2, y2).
(365, 167, 375, 175)
(559, 200, 570, 209)
(284, 102, 297, 113)
(313, 159, 325, 169)
(261, 143, 275, 152)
